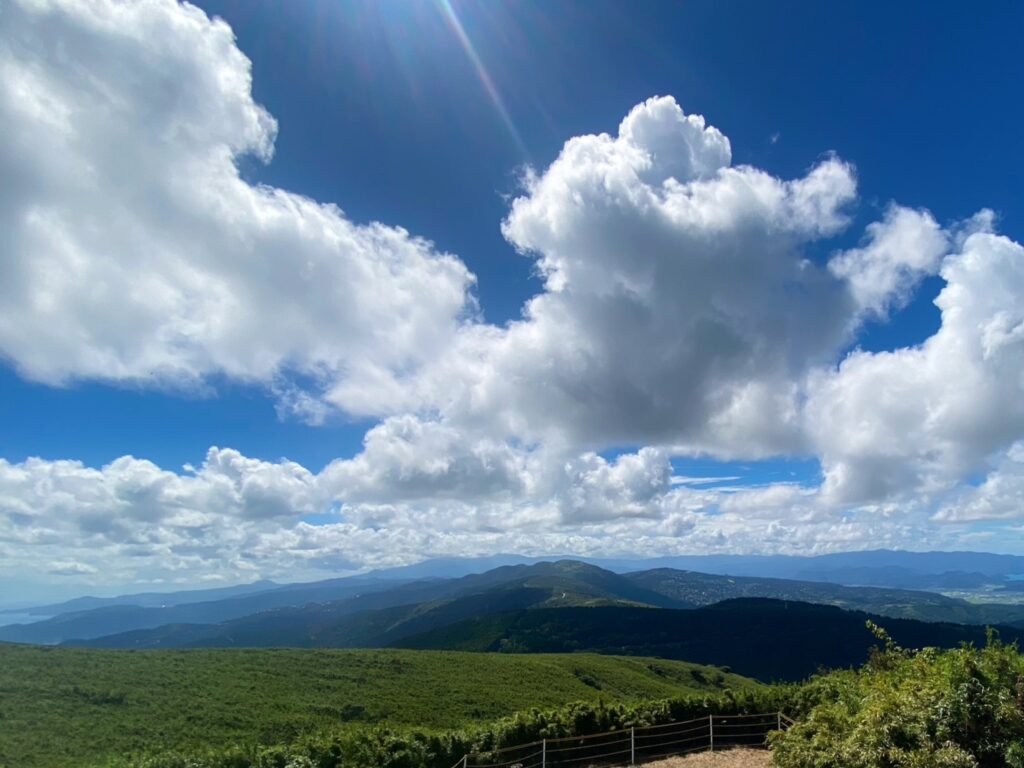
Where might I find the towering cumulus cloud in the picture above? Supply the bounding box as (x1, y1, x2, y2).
(436, 98, 862, 455)
(0, 0, 474, 406)
(2, 0, 1023, 588)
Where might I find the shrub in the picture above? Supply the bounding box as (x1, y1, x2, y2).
(770, 626, 1024, 768)
(112, 685, 798, 768)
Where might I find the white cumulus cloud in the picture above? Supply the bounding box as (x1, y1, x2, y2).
(933, 443, 1024, 523)
(807, 224, 1024, 505)
(397, 96, 863, 458)
(3, 0, 1024, 592)
(0, 0, 475, 409)
(828, 205, 949, 320)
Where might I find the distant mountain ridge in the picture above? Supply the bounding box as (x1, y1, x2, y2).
(33, 563, 1024, 681)
(18, 548, 1024, 619)
(605, 550, 1024, 590)
(62, 561, 692, 649)
(622, 569, 1024, 624)
(395, 598, 1024, 681)
(14, 580, 280, 616)
(2, 560, 681, 645)
(0, 574, 419, 644)
(6, 554, 1024, 646)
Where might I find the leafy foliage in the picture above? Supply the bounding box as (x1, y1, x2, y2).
(116, 684, 796, 768)
(10, 612, 1023, 768)
(0, 645, 756, 768)
(770, 627, 1024, 768)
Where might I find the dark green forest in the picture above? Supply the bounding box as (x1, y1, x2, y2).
(396, 599, 1024, 681)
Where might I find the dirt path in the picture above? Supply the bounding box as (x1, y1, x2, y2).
(639, 747, 772, 768)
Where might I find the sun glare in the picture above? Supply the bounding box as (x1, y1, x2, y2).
(434, 0, 530, 158)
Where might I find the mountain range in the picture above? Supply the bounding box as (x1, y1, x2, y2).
(592, 550, 1024, 590)
(0, 558, 1009, 680)
(5, 552, 1024, 683)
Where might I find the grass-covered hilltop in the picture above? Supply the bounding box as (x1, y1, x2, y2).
(0, 645, 756, 768)
(4, 634, 1024, 768)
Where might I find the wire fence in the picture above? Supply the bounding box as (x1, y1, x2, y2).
(453, 712, 796, 768)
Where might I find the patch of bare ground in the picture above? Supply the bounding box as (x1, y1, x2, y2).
(638, 747, 772, 768)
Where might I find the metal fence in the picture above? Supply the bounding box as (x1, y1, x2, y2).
(454, 712, 795, 768)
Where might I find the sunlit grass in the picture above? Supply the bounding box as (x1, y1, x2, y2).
(0, 644, 755, 768)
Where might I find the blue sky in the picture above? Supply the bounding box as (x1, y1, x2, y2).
(3, 0, 1024, 599)
(6, 0, 1019, 473)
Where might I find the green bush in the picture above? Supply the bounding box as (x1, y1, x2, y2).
(0, 646, 759, 767)
(112, 685, 798, 768)
(770, 625, 1024, 768)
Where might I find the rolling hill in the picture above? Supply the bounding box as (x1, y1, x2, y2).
(623, 568, 1024, 623)
(69, 588, 1024, 685)
(0, 644, 754, 768)
(395, 598, 1024, 681)
(65, 562, 690, 649)
(2, 560, 684, 645)
(11, 559, 1024, 647)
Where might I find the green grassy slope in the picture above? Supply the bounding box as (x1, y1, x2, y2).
(0, 644, 756, 768)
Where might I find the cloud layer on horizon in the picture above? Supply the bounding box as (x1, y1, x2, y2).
(2, 0, 1024, 590)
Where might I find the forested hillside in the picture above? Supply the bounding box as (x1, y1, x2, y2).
(396, 599, 1024, 681)
(0, 644, 754, 768)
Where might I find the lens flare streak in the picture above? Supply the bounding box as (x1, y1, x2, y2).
(436, 0, 529, 158)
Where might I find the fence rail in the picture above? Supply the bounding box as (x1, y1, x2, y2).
(454, 712, 792, 768)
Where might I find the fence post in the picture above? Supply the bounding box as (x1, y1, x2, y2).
(462, 755, 468, 768)
(542, 738, 546, 768)
(709, 714, 714, 753)
(631, 726, 635, 765)
(778, 711, 782, 732)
